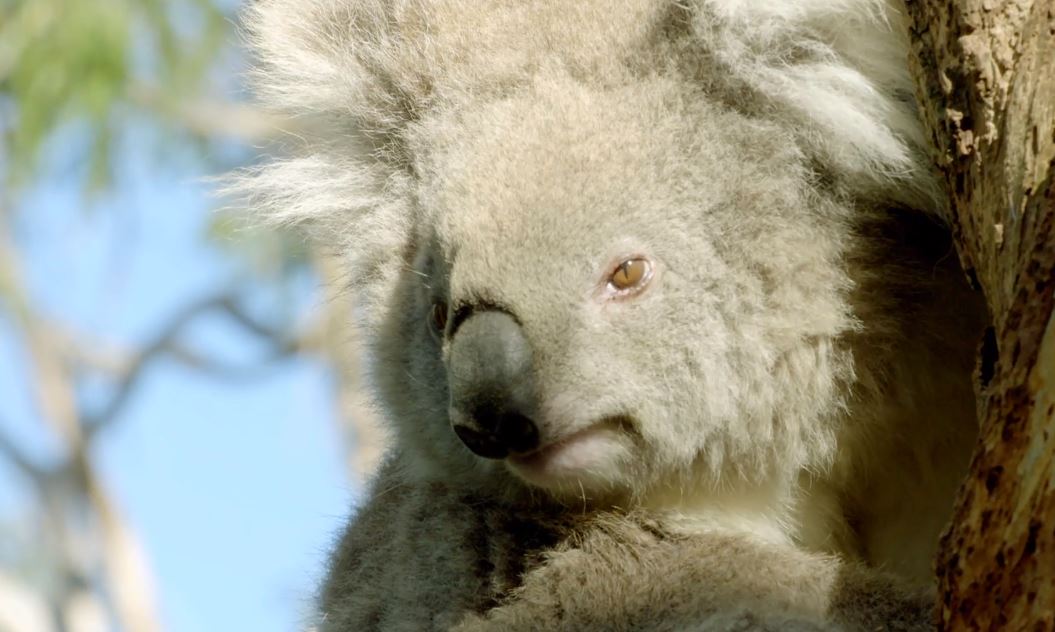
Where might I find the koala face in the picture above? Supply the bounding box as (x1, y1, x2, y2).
(374, 74, 854, 504)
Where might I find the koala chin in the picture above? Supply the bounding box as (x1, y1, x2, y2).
(233, 0, 987, 628)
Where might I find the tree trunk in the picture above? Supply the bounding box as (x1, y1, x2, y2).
(905, 1, 1055, 629)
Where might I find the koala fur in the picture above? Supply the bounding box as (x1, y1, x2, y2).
(322, 461, 935, 631)
(231, 0, 987, 629)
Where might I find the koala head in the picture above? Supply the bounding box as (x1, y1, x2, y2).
(237, 0, 930, 506)
(371, 74, 856, 504)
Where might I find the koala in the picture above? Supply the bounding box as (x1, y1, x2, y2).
(231, 0, 988, 629)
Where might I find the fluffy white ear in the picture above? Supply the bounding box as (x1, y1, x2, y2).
(221, 0, 419, 325)
(691, 0, 939, 210)
(241, 0, 415, 136)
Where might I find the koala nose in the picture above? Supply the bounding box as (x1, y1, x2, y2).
(447, 309, 541, 459)
(452, 413, 538, 459)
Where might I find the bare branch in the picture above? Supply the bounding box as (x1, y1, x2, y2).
(0, 421, 47, 483)
(1, 216, 164, 632)
(0, 571, 54, 632)
(79, 292, 300, 434)
(215, 295, 289, 342)
(165, 339, 299, 377)
(78, 458, 162, 632)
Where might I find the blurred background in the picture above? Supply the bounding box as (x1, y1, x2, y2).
(0, 1, 383, 630)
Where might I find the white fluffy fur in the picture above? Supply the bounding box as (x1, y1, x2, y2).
(693, 0, 931, 191)
(229, 0, 939, 326)
(228, 1, 984, 628)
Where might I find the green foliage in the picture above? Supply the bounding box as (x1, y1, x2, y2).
(0, 0, 228, 189)
(0, 0, 312, 283)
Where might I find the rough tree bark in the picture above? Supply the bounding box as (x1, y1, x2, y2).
(905, 0, 1055, 629)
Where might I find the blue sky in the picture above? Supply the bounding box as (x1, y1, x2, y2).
(0, 117, 356, 631)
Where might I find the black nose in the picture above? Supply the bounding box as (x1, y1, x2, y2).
(447, 309, 542, 459)
(453, 410, 539, 459)
(452, 424, 509, 459)
(486, 411, 539, 454)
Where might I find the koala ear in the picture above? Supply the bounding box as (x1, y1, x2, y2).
(678, 0, 939, 210)
(242, 0, 422, 139)
(221, 1, 421, 325)
(220, 150, 415, 328)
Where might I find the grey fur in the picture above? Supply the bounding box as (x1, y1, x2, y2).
(322, 461, 936, 630)
(228, 0, 986, 630)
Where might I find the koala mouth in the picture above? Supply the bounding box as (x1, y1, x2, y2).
(506, 415, 634, 486)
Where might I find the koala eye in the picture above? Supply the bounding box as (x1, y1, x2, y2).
(608, 258, 652, 292)
(429, 300, 449, 337)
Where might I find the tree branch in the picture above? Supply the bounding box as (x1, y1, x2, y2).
(906, 1, 1055, 628)
(81, 292, 302, 437)
(0, 421, 47, 483)
(1, 215, 163, 632)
